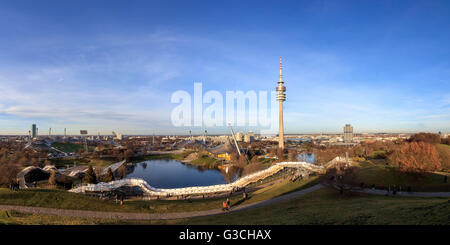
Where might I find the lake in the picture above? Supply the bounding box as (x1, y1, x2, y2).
(297, 153, 315, 163)
(125, 159, 228, 188)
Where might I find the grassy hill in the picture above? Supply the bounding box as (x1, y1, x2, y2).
(0, 176, 319, 214)
(180, 188, 450, 225)
(1, 187, 448, 225)
(353, 160, 450, 192)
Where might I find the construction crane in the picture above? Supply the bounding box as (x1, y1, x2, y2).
(228, 124, 241, 156)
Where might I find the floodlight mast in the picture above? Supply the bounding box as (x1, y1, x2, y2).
(80, 130, 88, 152)
(228, 124, 241, 156)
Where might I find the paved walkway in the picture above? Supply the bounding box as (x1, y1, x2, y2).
(0, 184, 324, 220)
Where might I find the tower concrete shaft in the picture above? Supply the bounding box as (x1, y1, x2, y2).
(276, 57, 286, 149)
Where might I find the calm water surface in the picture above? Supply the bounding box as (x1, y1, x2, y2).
(126, 159, 228, 188)
(297, 153, 315, 163)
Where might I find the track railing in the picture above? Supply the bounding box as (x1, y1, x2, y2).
(69, 161, 323, 196)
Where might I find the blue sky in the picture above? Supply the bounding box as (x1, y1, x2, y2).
(0, 0, 449, 135)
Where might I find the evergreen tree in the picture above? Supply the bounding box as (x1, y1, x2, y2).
(117, 165, 127, 179)
(83, 165, 97, 184)
(103, 168, 114, 182)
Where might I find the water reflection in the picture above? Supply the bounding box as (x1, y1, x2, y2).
(126, 159, 229, 188)
(297, 153, 315, 163)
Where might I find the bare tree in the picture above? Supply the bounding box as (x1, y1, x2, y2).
(388, 141, 441, 174)
(288, 150, 297, 161)
(326, 162, 358, 195)
(48, 170, 56, 185)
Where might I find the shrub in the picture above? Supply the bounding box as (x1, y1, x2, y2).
(82, 165, 97, 184)
(441, 138, 450, 145)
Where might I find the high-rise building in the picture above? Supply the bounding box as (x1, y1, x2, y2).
(245, 131, 255, 143)
(276, 57, 286, 149)
(236, 132, 243, 142)
(31, 124, 37, 138)
(344, 124, 353, 143)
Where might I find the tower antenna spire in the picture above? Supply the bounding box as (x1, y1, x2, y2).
(279, 57, 283, 83)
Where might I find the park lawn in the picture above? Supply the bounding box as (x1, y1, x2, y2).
(2, 187, 448, 225)
(50, 157, 117, 168)
(51, 142, 84, 153)
(367, 150, 387, 159)
(86, 158, 118, 166)
(176, 187, 450, 225)
(0, 209, 170, 225)
(353, 160, 450, 192)
(235, 175, 321, 205)
(0, 176, 318, 214)
(189, 154, 221, 168)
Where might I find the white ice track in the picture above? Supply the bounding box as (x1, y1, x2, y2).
(68, 162, 324, 196)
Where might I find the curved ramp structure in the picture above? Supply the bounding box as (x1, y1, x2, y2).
(69, 161, 323, 196)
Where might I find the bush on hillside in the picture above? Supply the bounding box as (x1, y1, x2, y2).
(436, 145, 450, 170)
(408, 133, 441, 144)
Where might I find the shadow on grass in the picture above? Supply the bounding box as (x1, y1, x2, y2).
(231, 196, 252, 208)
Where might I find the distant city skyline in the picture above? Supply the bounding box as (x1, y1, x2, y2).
(0, 1, 449, 135)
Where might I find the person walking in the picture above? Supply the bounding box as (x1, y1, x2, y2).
(226, 198, 230, 210)
(222, 201, 228, 211)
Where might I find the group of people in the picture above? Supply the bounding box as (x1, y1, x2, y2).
(222, 188, 250, 211)
(385, 185, 402, 195)
(364, 183, 413, 194)
(115, 193, 124, 205)
(8, 182, 19, 191)
(97, 192, 125, 205)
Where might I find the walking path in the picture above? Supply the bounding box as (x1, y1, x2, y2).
(354, 187, 450, 197)
(327, 182, 450, 197)
(2, 184, 448, 221)
(0, 184, 324, 220)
